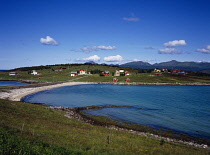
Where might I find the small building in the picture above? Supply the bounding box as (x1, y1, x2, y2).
(79, 70, 86, 75)
(9, 72, 18, 76)
(114, 70, 120, 76)
(31, 70, 38, 75)
(125, 78, 130, 82)
(125, 71, 130, 76)
(171, 70, 186, 76)
(178, 71, 186, 76)
(113, 78, 118, 82)
(162, 68, 168, 72)
(70, 71, 78, 76)
(115, 69, 125, 76)
(154, 68, 161, 72)
(104, 71, 110, 76)
(119, 69, 124, 73)
(154, 73, 163, 76)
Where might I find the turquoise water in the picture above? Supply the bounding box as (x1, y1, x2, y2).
(0, 81, 28, 86)
(22, 84, 210, 139)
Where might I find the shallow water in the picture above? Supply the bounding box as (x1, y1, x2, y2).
(0, 81, 28, 86)
(22, 84, 210, 139)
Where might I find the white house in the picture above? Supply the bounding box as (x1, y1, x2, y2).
(115, 69, 125, 76)
(79, 70, 86, 75)
(31, 70, 38, 75)
(114, 70, 120, 76)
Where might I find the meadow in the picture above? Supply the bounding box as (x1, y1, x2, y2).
(0, 99, 209, 154)
(0, 63, 210, 84)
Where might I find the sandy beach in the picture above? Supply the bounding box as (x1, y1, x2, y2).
(0, 82, 93, 101)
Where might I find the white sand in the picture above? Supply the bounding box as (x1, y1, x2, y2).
(0, 82, 92, 101)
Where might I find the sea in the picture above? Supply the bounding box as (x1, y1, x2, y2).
(0, 81, 28, 86)
(22, 84, 210, 139)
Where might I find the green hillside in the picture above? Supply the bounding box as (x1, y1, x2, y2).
(0, 63, 210, 84)
(0, 99, 209, 154)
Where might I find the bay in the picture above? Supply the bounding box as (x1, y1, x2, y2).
(0, 81, 28, 86)
(22, 84, 210, 139)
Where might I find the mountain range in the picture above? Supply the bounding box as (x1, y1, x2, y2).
(120, 60, 210, 73)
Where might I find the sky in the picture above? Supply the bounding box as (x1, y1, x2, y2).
(1, 0, 210, 69)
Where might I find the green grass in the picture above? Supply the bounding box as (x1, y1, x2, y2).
(1, 64, 210, 84)
(0, 99, 209, 154)
(74, 73, 210, 84)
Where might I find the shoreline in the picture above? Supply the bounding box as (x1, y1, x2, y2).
(1, 81, 210, 102)
(49, 106, 209, 149)
(0, 81, 209, 149)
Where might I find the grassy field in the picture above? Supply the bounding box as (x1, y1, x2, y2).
(0, 64, 210, 84)
(0, 99, 209, 154)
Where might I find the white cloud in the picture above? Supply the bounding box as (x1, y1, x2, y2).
(158, 48, 182, 54)
(164, 40, 187, 47)
(123, 17, 140, 22)
(133, 59, 140, 62)
(40, 36, 58, 45)
(74, 45, 116, 53)
(80, 47, 97, 53)
(104, 55, 123, 62)
(76, 55, 100, 62)
(123, 13, 140, 22)
(197, 45, 210, 54)
(96, 46, 116, 50)
(144, 46, 154, 49)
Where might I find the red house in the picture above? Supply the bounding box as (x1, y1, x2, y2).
(113, 78, 118, 82)
(70, 71, 78, 76)
(125, 71, 130, 76)
(162, 68, 168, 72)
(104, 71, 110, 75)
(171, 70, 186, 75)
(9, 72, 19, 76)
(125, 78, 130, 82)
(154, 73, 162, 76)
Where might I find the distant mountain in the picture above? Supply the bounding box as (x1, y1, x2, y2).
(120, 60, 210, 73)
(0, 69, 9, 72)
(120, 61, 152, 69)
(84, 61, 98, 65)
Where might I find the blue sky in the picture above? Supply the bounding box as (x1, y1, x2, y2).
(1, 0, 210, 69)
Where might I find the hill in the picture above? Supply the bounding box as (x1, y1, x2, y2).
(120, 61, 152, 69)
(120, 60, 210, 73)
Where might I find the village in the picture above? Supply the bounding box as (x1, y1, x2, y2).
(7, 66, 187, 83)
(9, 67, 187, 76)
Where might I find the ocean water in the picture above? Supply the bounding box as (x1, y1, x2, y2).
(22, 84, 210, 139)
(0, 81, 28, 86)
